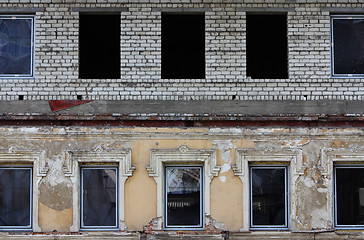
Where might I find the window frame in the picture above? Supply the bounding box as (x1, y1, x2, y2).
(330, 15, 364, 78)
(0, 15, 35, 78)
(249, 165, 289, 230)
(0, 166, 33, 231)
(333, 165, 364, 229)
(80, 165, 119, 231)
(164, 165, 204, 230)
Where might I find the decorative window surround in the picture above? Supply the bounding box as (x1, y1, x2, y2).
(65, 147, 134, 231)
(146, 145, 219, 230)
(0, 147, 47, 232)
(320, 148, 364, 229)
(233, 149, 303, 231)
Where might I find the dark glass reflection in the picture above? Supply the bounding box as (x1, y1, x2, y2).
(336, 168, 364, 226)
(333, 19, 364, 75)
(0, 18, 32, 75)
(251, 168, 286, 227)
(0, 168, 31, 227)
(82, 168, 117, 228)
(166, 167, 201, 227)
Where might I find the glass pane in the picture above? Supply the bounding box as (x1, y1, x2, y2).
(333, 18, 364, 75)
(336, 168, 364, 226)
(0, 168, 31, 227)
(251, 168, 286, 227)
(0, 18, 32, 75)
(166, 167, 201, 227)
(82, 168, 117, 228)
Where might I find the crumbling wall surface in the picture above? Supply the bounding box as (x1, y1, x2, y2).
(0, 126, 362, 238)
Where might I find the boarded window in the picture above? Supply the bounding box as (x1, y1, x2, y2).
(331, 16, 364, 77)
(250, 166, 288, 229)
(0, 16, 34, 78)
(79, 14, 120, 79)
(81, 167, 118, 230)
(0, 167, 32, 230)
(335, 166, 364, 228)
(246, 14, 288, 79)
(162, 14, 205, 79)
(164, 166, 203, 229)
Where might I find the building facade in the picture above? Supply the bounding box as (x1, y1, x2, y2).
(1, 0, 364, 239)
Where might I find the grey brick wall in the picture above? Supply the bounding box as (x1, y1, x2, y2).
(0, 1, 363, 101)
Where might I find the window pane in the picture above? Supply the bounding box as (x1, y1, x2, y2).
(0, 168, 31, 227)
(251, 167, 287, 227)
(82, 168, 117, 228)
(336, 167, 364, 226)
(333, 18, 364, 75)
(0, 18, 32, 76)
(166, 167, 202, 227)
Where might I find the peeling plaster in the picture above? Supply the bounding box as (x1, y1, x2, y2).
(219, 176, 226, 182)
(282, 139, 310, 148)
(213, 140, 235, 182)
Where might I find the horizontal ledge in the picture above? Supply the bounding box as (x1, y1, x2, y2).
(0, 7, 45, 13)
(70, 7, 128, 12)
(152, 7, 212, 12)
(236, 7, 295, 12)
(322, 7, 364, 13)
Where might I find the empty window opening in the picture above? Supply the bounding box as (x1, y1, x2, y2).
(79, 14, 120, 79)
(331, 16, 364, 77)
(334, 166, 364, 229)
(0, 167, 32, 230)
(18, 95, 24, 101)
(162, 14, 205, 79)
(0, 16, 34, 78)
(77, 95, 82, 100)
(250, 166, 288, 230)
(80, 166, 118, 230)
(164, 166, 204, 230)
(246, 14, 288, 79)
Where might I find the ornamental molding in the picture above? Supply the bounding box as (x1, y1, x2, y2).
(320, 148, 364, 175)
(233, 148, 304, 177)
(147, 145, 219, 181)
(64, 147, 135, 177)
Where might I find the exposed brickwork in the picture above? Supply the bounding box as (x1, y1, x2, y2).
(0, 1, 362, 100)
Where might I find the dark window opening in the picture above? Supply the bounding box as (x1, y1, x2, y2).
(0, 167, 32, 229)
(77, 95, 82, 100)
(162, 14, 205, 79)
(246, 14, 288, 79)
(335, 167, 364, 227)
(331, 16, 364, 77)
(81, 167, 118, 229)
(165, 166, 203, 229)
(18, 95, 24, 101)
(79, 14, 120, 79)
(250, 166, 288, 229)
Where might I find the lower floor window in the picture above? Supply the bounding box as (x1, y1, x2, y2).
(250, 166, 289, 230)
(80, 166, 118, 230)
(164, 166, 203, 230)
(0, 167, 32, 230)
(335, 166, 364, 228)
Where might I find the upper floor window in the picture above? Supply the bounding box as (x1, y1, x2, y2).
(164, 165, 204, 230)
(246, 13, 288, 79)
(331, 15, 364, 78)
(79, 13, 120, 79)
(162, 13, 205, 79)
(0, 166, 32, 230)
(334, 165, 364, 229)
(250, 165, 289, 230)
(80, 166, 118, 230)
(0, 16, 34, 78)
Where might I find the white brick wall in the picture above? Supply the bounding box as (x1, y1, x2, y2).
(0, 1, 363, 100)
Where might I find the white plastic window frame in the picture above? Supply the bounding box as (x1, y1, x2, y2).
(333, 165, 364, 229)
(249, 165, 289, 230)
(164, 165, 204, 230)
(330, 15, 364, 78)
(80, 165, 119, 231)
(0, 166, 32, 231)
(0, 15, 35, 78)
